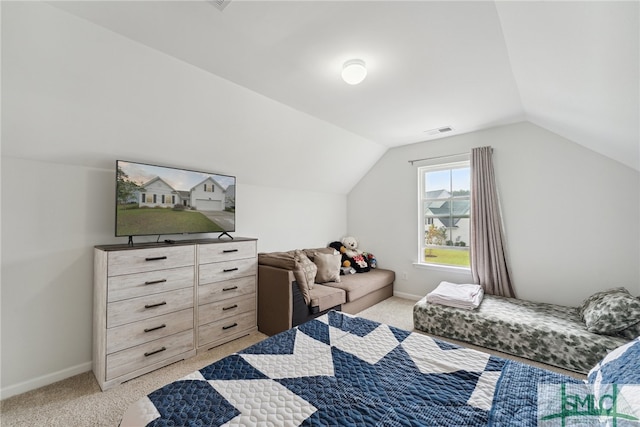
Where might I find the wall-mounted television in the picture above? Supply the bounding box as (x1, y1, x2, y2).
(115, 160, 236, 240)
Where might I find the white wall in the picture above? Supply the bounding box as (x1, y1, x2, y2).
(348, 122, 640, 305)
(0, 2, 361, 397)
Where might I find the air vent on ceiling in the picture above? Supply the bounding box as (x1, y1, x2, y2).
(209, 0, 231, 11)
(424, 126, 453, 136)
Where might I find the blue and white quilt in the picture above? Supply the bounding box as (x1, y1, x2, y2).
(120, 311, 580, 426)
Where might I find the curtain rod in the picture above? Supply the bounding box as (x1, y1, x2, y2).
(408, 152, 469, 165)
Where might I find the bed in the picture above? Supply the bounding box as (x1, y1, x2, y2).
(413, 293, 631, 374)
(121, 311, 639, 427)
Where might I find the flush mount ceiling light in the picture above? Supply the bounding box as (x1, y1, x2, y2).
(341, 59, 367, 85)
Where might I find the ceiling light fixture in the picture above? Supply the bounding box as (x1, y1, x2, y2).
(341, 59, 367, 85)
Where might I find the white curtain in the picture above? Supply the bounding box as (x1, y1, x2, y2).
(470, 146, 515, 298)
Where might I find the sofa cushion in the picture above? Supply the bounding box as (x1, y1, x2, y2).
(258, 250, 316, 305)
(258, 251, 296, 270)
(312, 251, 342, 283)
(309, 284, 346, 311)
(323, 269, 395, 302)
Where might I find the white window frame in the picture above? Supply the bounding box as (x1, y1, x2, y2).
(416, 159, 471, 271)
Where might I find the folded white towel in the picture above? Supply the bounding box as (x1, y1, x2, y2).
(426, 281, 484, 310)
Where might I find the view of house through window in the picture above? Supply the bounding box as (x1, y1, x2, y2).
(418, 161, 471, 268)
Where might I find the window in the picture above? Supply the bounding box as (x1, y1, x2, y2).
(418, 160, 471, 268)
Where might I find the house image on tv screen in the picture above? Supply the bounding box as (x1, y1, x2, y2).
(139, 176, 229, 211)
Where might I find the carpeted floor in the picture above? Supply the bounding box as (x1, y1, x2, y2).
(0, 296, 582, 426)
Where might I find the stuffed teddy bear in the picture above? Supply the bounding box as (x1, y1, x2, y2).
(341, 236, 370, 273)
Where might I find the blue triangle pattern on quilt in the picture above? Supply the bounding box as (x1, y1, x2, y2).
(389, 324, 412, 343)
(199, 354, 270, 381)
(147, 380, 239, 427)
(297, 317, 331, 345)
(239, 327, 297, 355)
(327, 310, 380, 337)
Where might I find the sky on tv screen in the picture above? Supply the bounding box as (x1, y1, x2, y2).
(119, 161, 235, 190)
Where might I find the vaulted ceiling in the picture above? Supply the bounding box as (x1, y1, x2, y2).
(52, 0, 639, 171)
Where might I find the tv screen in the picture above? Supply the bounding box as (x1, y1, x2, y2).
(115, 160, 236, 238)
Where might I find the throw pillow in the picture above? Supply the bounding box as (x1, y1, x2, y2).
(313, 251, 342, 283)
(294, 250, 317, 291)
(581, 290, 640, 335)
(303, 247, 335, 261)
(579, 287, 629, 320)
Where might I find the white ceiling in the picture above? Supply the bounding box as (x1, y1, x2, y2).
(51, 0, 639, 170)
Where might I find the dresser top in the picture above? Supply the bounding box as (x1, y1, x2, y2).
(95, 237, 257, 252)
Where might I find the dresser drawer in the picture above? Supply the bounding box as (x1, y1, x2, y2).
(108, 266, 194, 303)
(199, 258, 257, 285)
(106, 329, 193, 381)
(198, 310, 256, 348)
(107, 287, 194, 328)
(107, 246, 194, 277)
(198, 241, 256, 264)
(198, 294, 255, 326)
(107, 308, 194, 354)
(198, 276, 256, 305)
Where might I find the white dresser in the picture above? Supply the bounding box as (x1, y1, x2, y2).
(93, 238, 257, 391)
(197, 240, 257, 352)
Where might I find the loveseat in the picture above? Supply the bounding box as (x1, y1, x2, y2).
(257, 247, 395, 336)
(413, 287, 640, 374)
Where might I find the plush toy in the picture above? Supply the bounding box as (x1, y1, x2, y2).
(328, 241, 352, 274)
(328, 241, 346, 255)
(363, 252, 377, 269)
(341, 236, 370, 273)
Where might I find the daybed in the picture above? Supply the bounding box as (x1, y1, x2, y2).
(414, 291, 637, 374)
(120, 311, 640, 426)
(257, 248, 395, 336)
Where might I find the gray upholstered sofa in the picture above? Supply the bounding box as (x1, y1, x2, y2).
(413, 291, 638, 374)
(257, 248, 395, 336)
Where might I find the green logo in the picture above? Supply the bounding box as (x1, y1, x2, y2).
(538, 383, 640, 426)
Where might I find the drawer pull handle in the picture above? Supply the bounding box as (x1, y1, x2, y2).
(222, 323, 238, 330)
(144, 347, 167, 357)
(144, 279, 167, 285)
(145, 256, 167, 262)
(222, 286, 238, 292)
(223, 249, 239, 253)
(144, 324, 166, 333)
(222, 304, 238, 311)
(223, 267, 239, 273)
(144, 301, 167, 309)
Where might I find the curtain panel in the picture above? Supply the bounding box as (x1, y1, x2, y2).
(470, 146, 515, 298)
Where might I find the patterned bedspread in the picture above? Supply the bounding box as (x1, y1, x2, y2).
(121, 311, 580, 426)
(414, 294, 628, 374)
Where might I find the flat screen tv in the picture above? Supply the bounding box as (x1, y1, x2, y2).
(115, 160, 236, 241)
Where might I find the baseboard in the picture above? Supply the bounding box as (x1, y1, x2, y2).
(0, 361, 92, 400)
(392, 291, 423, 301)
